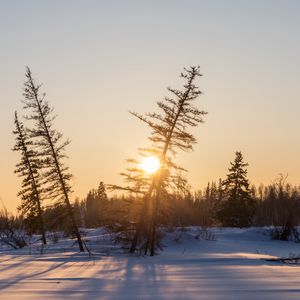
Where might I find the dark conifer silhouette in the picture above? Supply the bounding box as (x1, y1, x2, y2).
(129, 66, 207, 255)
(97, 181, 108, 200)
(22, 67, 84, 252)
(218, 151, 255, 227)
(85, 181, 108, 227)
(13, 112, 46, 244)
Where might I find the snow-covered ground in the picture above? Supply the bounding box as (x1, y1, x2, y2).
(1, 227, 300, 299)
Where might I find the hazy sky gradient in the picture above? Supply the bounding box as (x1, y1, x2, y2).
(1, 0, 300, 211)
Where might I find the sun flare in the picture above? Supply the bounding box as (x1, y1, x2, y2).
(140, 156, 160, 174)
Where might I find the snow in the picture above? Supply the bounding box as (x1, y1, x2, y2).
(1, 227, 300, 299)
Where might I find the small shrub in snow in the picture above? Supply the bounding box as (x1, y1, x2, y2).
(0, 210, 27, 249)
(173, 228, 186, 243)
(50, 232, 60, 244)
(194, 227, 216, 241)
(270, 226, 300, 242)
(35, 243, 45, 255)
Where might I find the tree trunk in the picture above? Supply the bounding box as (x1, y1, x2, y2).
(129, 183, 155, 253)
(36, 199, 47, 245)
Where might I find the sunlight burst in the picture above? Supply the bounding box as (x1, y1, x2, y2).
(140, 156, 160, 174)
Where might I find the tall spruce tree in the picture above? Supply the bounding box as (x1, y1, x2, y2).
(13, 112, 46, 244)
(22, 67, 84, 251)
(129, 66, 207, 255)
(218, 151, 255, 227)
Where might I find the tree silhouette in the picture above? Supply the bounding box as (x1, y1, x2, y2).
(85, 181, 108, 227)
(22, 67, 84, 252)
(97, 181, 108, 200)
(218, 151, 255, 227)
(13, 112, 46, 244)
(130, 66, 207, 255)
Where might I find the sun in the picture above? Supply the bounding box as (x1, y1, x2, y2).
(140, 156, 160, 174)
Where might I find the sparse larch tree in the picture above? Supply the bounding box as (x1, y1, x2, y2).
(130, 66, 207, 255)
(13, 112, 46, 244)
(22, 67, 84, 252)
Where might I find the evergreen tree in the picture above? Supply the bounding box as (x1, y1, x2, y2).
(97, 181, 108, 201)
(218, 151, 255, 227)
(22, 67, 84, 251)
(12, 112, 46, 244)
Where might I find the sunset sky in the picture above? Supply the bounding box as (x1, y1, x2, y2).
(1, 0, 300, 211)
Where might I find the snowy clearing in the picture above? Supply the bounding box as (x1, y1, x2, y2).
(1, 227, 300, 299)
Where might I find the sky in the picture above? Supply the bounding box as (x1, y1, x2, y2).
(1, 0, 300, 211)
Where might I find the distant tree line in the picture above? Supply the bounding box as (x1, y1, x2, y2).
(24, 152, 300, 244)
(72, 153, 300, 234)
(7, 144, 300, 249)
